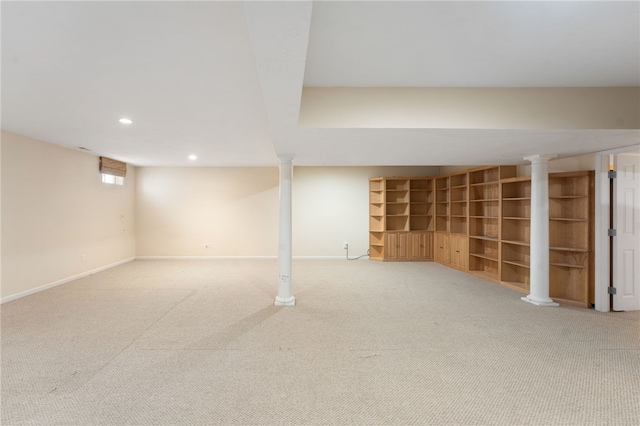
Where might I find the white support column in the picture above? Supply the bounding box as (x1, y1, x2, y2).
(275, 157, 295, 307)
(522, 154, 559, 307)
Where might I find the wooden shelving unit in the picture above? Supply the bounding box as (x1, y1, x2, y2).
(467, 166, 516, 281)
(409, 178, 433, 231)
(369, 178, 385, 260)
(435, 176, 449, 233)
(500, 176, 531, 292)
(369, 177, 434, 261)
(370, 168, 594, 308)
(548, 171, 594, 306)
(449, 172, 468, 236)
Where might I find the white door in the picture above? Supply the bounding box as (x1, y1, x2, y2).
(613, 151, 640, 311)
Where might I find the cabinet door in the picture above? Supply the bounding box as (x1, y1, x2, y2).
(385, 232, 410, 261)
(450, 235, 468, 271)
(434, 233, 450, 264)
(385, 233, 398, 260)
(411, 232, 434, 260)
(397, 232, 410, 260)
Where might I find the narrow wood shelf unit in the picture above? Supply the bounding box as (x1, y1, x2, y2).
(369, 177, 434, 261)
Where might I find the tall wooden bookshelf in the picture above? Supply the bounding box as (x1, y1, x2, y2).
(435, 176, 449, 233)
(467, 166, 516, 281)
(449, 172, 468, 235)
(548, 171, 594, 306)
(369, 177, 434, 261)
(500, 176, 532, 292)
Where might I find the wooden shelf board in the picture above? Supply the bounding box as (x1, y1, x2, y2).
(370, 243, 384, 247)
(549, 217, 587, 222)
(550, 246, 588, 253)
(469, 182, 499, 187)
(470, 215, 498, 219)
(550, 262, 587, 269)
(451, 215, 467, 218)
(502, 260, 530, 268)
(501, 281, 529, 293)
(387, 214, 409, 217)
(469, 270, 499, 282)
(469, 199, 499, 202)
(551, 297, 590, 308)
(469, 235, 499, 241)
(503, 216, 530, 220)
(450, 184, 468, 189)
(503, 197, 531, 201)
(470, 253, 498, 261)
(549, 195, 587, 199)
(502, 239, 530, 246)
(450, 200, 467, 204)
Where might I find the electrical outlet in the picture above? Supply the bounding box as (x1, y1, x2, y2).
(343, 242, 349, 250)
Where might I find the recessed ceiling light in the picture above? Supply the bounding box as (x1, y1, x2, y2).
(119, 118, 133, 124)
(188, 155, 197, 161)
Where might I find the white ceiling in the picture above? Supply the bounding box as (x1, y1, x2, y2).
(305, 1, 640, 87)
(2, 1, 639, 167)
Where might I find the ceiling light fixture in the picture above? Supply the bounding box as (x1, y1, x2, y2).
(188, 155, 197, 161)
(119, 118, 133, 124)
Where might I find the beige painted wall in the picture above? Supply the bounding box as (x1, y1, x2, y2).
(301, 87, 640, 129)
(293, 166, 438, 256)
(1, 131, 136, 300)
(135, 166, 438, 257)
(135, 167, 280, 256)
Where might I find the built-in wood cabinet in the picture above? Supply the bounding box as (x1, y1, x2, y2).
(385, 232, 409, 260)
(411, 231, 434, 260)
(434, 232, 450, 264)
(370, 168, 594, 307)
(369, 177, 434, 261)
(449, 234, 469, 271)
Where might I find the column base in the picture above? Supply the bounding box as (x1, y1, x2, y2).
(521, 295, 559, 307)
(274, 296, 296, 307)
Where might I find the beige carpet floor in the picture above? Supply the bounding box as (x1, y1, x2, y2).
(1, 259, 639, 425)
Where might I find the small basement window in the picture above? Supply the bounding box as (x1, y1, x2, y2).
(99, 156, 127, 185)
(101, 173, 124, 185)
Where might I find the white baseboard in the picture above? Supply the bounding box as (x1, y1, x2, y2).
(135, 255, 347, 260)
(1, 257, 135, 305)
(293, 256, 347, 260)
(135, 256, 278, 260)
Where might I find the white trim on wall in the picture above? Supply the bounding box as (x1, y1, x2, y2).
(135, 256, 347, 260)
(1, 257, 135, 305)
